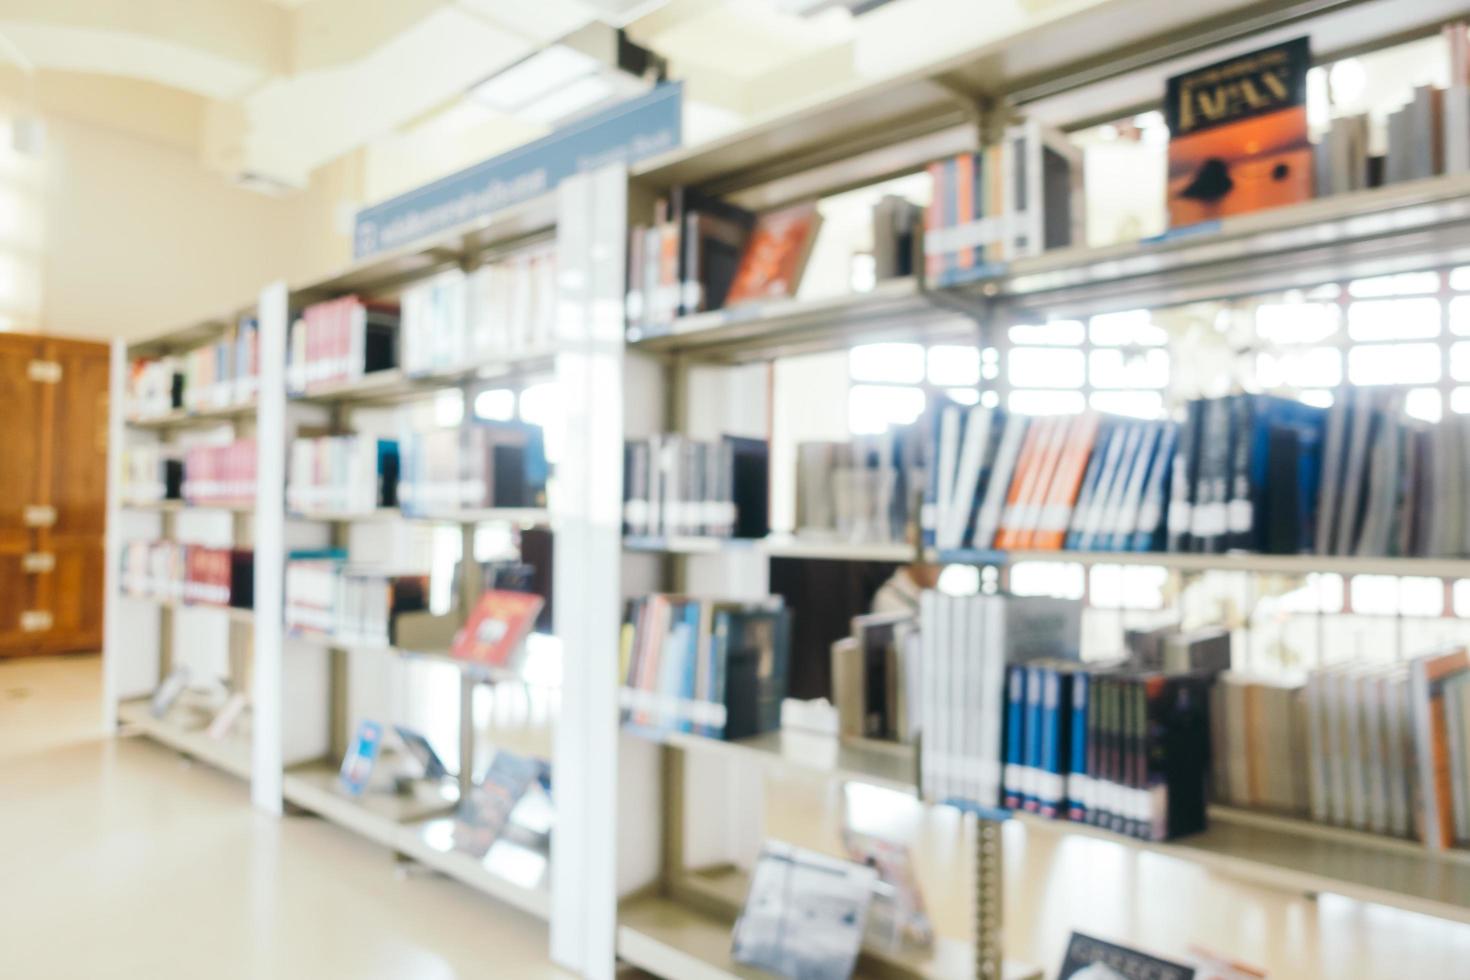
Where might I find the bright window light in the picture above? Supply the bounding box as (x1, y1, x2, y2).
(474, 388, 516, 421)
(1299, 389, 1334, 408)
(848, 384, 925, 434)
(1350, 576, 1401, 616)
(1008, 347, 1085, 388)
(1089, 390, 1163, 418)
(1451, 296, 1470, 336)
(1256, 348, 1341, 389)
(945, 387, 980, 406)
(1452, 342, 1470, 382)
(1089, 348, 1169, 389)
(519, 382, 563, 464)
(1348, 272, 1439, 298)
(1010, 320, 1085, 346)
(980, 389, 1000, 408)
(470, 46, 599, 111)
(937, 564, 981, 595)
(1347, 343, 1440, 385)
(1454, 387, 1470, 414)
(1348, 298, 1440, 341)
(1452, 267, 1470, 291)
(1255, 302, 1338, 344)
(927, 344, 980, 385)
(850, 342, 924, 383)
(1089, 309, 1167, 347)
(1328, 58, 1367, 104)
(1399, 577, 1445, 617)
(1405, 387, 1443, 422)
(1008, 390, 1085, 415)
(1455, 580, 1470, 617)
(1010, 562, 1084, 599)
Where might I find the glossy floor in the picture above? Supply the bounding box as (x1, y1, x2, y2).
(0, 654, 569, 980)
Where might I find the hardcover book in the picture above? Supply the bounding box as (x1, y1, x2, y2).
(731, 841, 877, 980)
(1058, 932, 1195, 980)
(724, 202, 823, 306)
(1165, 37, 1312, 227)
(451, 590, 545, 669)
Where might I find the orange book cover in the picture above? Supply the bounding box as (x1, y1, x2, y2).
(1165, 37, 1313, 228)
(994, 417, 1050, 551)
(1411, 647, 1470, 848)
(1033, 413, 1101, 550)
(1014, 415, 1071, 549)
(725, 202, 823, 306)
(451, 589, 544, 669)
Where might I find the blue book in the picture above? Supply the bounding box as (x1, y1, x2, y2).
(1038, 666, 1065, 819)
(1002, 665, 1027, 810)
(339, 719, 383, 796)
(1245, 395, 1326, 552)
(1130, 422, 1178, 551)
(680, 601, 701, 733)
(1066, 671, 1090, 822)
(1023, 664, 1044, 812)
(1065, 419, 1116, 551)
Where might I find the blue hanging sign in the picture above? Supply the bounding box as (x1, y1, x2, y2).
(354, 82, 682, 260)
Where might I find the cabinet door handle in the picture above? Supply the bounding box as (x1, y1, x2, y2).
(20, 610, 53, 632)
(22, 505, 55, 527)
(26, 359, 61, 383)
(21, 552, 54, 573)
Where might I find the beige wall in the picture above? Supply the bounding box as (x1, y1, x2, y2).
(38, 110, 359, 342)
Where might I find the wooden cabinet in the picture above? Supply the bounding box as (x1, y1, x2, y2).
(0, 333, 109, 656)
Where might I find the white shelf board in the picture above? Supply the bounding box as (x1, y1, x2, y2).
(125, 402, 257, 429)
(617, 892, 1040, 980)
(289, 506, 548, 526)
(283, 763, 550, 920)
(624, 726, 917, 797)
(624, 534, 914, 563)
(119, 592, 255, 626)
(117, 698, 252, 780)
(398, 817, 551, 919)
(287, 349, 558, 407)
(283, 762, 456, 849)
(934, 547, 1470, 578)
(122, 499, 255, 514)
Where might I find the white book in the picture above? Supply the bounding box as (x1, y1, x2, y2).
(936, 406, 964, 549)
(1334, 390, 1379, 556)
(919, 589, 938, 802)
(972, 413, 1029, 549)
(980, 595, 1006, 807)
(964, 595, 985, 805)
(1077, 419, 1131, 550)
(1342, 667, 1369, 830)
(941, 406, 993, 551)
(1446, 678, 1470, 844)
(1385, 672, 1413, 838)
(1360, 670, 1389, 834)
(933, 591, 951, 802)
(948, 594, 968, 804)
(1304, 671, 1330, 823)
(1315, 388, 1352, 555)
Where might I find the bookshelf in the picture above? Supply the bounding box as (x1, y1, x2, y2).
(101, 5, 1470, 978)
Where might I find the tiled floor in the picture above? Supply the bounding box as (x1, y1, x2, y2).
(0, 654, 571, 980)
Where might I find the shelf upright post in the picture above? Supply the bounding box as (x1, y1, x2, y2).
(549, 164, 628, 980)
(253, 280, 288, 815)
(975, 812, 1004, 980)
(101, 337, 126, 733)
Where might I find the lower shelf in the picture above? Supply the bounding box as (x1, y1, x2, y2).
(617, 893, 1040, 980)
(116, 697, 252, 780)
(642, 724, 1470, 927)
(282, 762, 551, 919)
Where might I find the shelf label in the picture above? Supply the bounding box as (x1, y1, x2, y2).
(354, 83, 683, 260)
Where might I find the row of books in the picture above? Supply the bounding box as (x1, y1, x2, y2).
(287, 435, 398, 516)
(399, 242, 557, 376)
(622, 434, 769, 539)
(120, 540, 254, 609)
(397, 421, 548, 516)
(916, 591, 1082, 811)
(618, 594, 790, 740)
(923, 124, 1083, 287)
(626, 194, 820, 336)
(1215, 649, 1470, 851)
(284, 555, 428, 648)
(926, 407, 1176, 554)
(795, 428, 925, 547)
(286, 295, 398, 394)
(120, 445, 182, 504)
(181, 440, 256, 507)
(126, 320, 260, 419)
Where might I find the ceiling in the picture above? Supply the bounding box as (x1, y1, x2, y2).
(0, 0, 878, 200)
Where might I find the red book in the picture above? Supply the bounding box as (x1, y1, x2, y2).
(451, 590, 545, 669)
(724, 202, 823, 307)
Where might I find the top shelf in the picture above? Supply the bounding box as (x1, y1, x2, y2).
(634, 171, 1470, 358)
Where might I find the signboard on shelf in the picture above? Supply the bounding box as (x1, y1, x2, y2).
(353, 82, 682, 260)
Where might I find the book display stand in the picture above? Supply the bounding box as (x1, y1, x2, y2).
(104, 4, 1470, 978)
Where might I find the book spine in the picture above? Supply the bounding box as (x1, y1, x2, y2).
(1066, 671, 1090, 822)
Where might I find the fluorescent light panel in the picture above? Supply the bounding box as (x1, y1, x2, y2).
(471, 45, 599, 112)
